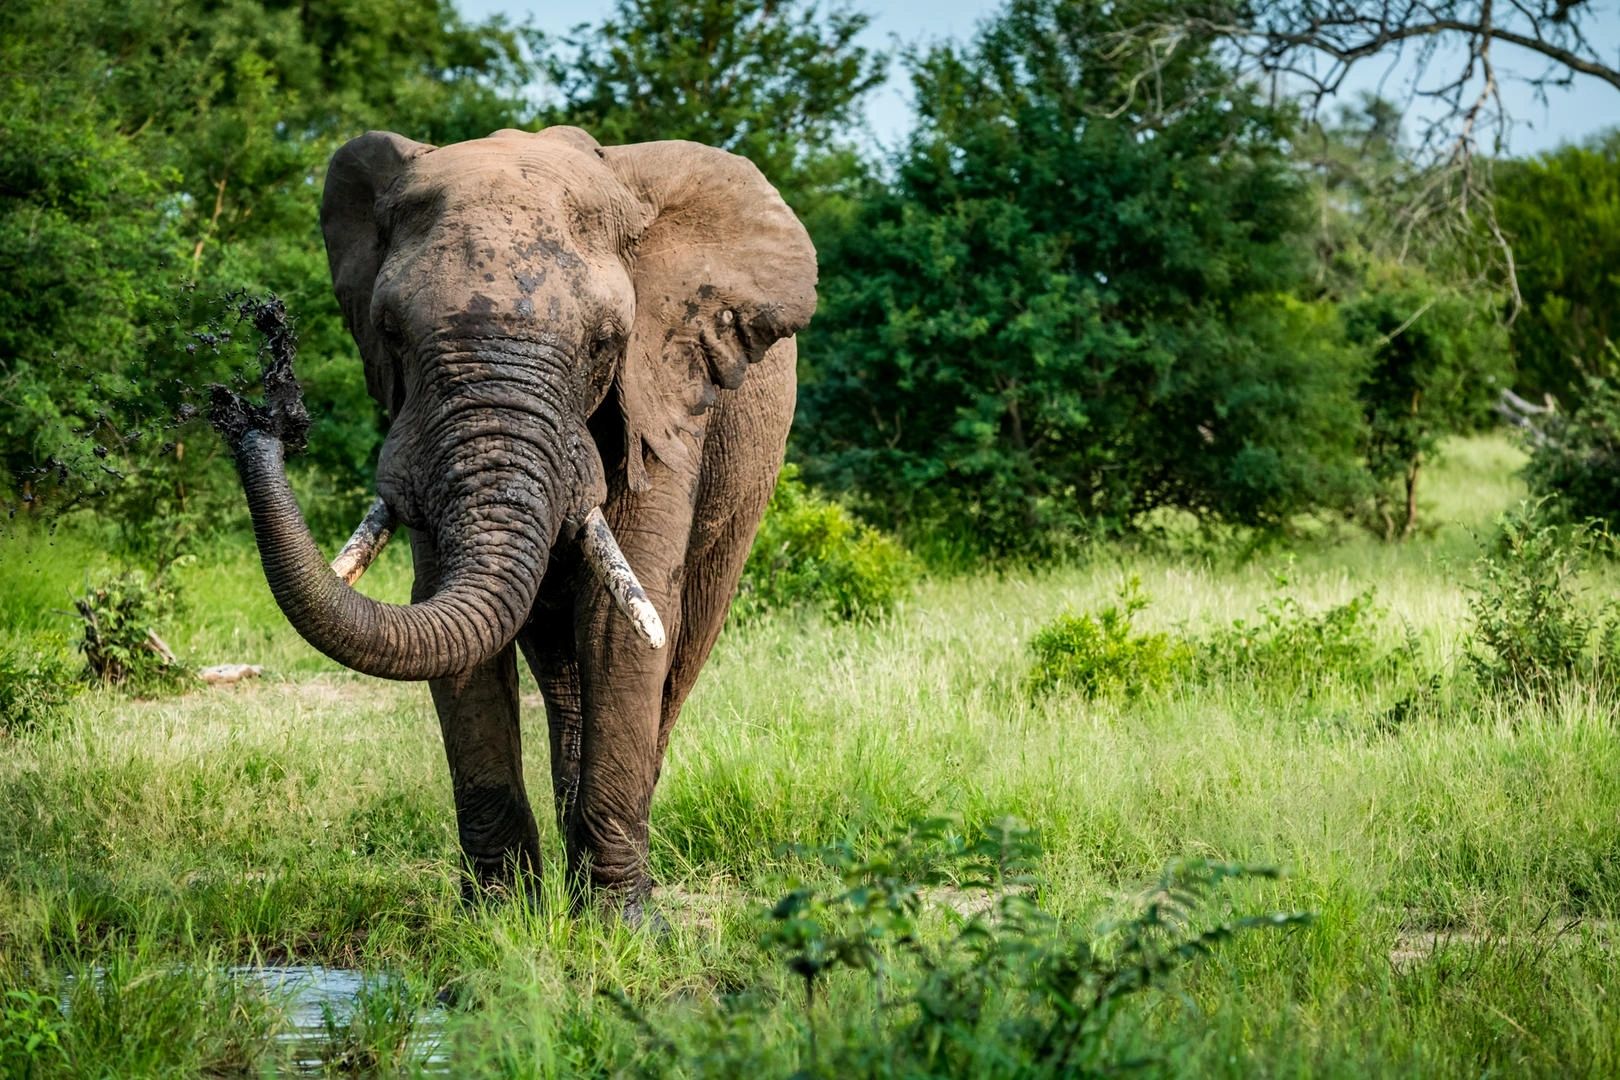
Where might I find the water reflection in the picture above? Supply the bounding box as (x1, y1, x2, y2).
(235, 966, 447, 1073)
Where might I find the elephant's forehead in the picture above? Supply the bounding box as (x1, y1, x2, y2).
(403, 140, 633, 224)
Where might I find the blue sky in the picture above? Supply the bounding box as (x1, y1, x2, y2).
(458, 0, 1620, 156)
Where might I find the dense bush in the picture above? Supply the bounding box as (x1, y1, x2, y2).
(1029, 577, 1408, 703)
(616, 817, 1309, 1077)
(0, 636, 80, 736)
(1466, 506, 1620, 696)
(798, 0, 1371, 558)
(1026, 579, 1189, 699)
(1523, 363, 1620, 532)
(1198, 587, 1400, 686)
(733, 466, 918, 623)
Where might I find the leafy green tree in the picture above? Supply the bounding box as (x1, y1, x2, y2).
(1298, 98, 1512, 539)
(539, 0, 886, 217)
(0, 0, 540, 542)
(1342, 265, 1508, 538)
(0, 13, 184, 503)
(1494, 131, 1620, 407)
(798, 0, 1370, 558)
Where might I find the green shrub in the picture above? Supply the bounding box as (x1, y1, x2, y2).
(0, 988, 69, 1077)
(1031, 578, 1412, 703)
(734, 465, 918, 623)
(1493, 131, 1620, 409)
(1523, 363, 1620, 533)
(614, 816, 1310, 1077)
(0, 635, 80, 736)
(73, 569, 189, 693)
(1197, 586, 1396, 686)
(1026, 578, 1190, 699)
(1466, 505, 1619, 695)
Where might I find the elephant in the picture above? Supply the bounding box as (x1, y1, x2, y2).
(210, 125, 817, 922)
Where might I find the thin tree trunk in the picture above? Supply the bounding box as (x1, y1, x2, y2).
(191, 174, 228, 274)
(174, 440, 186, 514)
(1401, 388, 1423, 540)
(1402, 457, 1421, 540)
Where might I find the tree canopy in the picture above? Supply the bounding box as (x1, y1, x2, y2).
(797, 0, 1372, 556)
(0, 0, 544, 541)
(539, 0, 885, 217)
(1, 0, 1608, 563)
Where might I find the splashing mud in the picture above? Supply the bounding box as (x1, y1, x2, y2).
(4, 288, 308, 521)
(207, 293, 311, 454)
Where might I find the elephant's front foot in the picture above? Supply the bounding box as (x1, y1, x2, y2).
(565, 814, 664, 930)
(611, 889, 671, 936)
(458, 851, 542, 909)
(453, 784, 544, 907)
(576, 873, 669, 933)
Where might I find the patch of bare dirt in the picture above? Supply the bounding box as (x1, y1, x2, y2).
(1388, 918, 1616, 972)
(656, 883, 747, 934)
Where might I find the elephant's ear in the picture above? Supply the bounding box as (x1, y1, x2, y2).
(601, 141, 817, 490)
(320, 131, 435, 415)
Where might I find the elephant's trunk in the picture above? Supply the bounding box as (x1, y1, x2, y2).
(231, 425, 558, 681)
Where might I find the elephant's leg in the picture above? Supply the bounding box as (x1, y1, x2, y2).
(567, 478, 690, 919)
(568, 342, 793, 920)
(411, 530, 542, 900)
(517, 612, 583, 832)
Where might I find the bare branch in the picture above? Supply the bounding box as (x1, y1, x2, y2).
(1099, 0, 1619, 294)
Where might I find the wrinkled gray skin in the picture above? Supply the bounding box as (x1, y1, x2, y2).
(221, 126, 816, 920)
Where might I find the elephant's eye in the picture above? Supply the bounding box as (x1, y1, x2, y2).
(375, 310, 405, 347)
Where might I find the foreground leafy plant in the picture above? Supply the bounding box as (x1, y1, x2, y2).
(1466, 505, 1620, 696)
(0, 988, 68, 1078)
(615, 817, 1311, 1078)
(73, 569, 189, 693)
(1027, 578, 1190, 699)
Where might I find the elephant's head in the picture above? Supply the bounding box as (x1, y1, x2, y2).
(224, 126, 816, 680)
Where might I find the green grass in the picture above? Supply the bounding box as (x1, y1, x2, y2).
(3, 434, 1619, 1076)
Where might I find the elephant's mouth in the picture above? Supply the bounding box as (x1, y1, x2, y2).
(331, 495, 666, 650)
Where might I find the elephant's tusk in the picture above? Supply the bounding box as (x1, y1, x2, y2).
(330, 496, 396, 586)
(578, 506, 667, 650)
